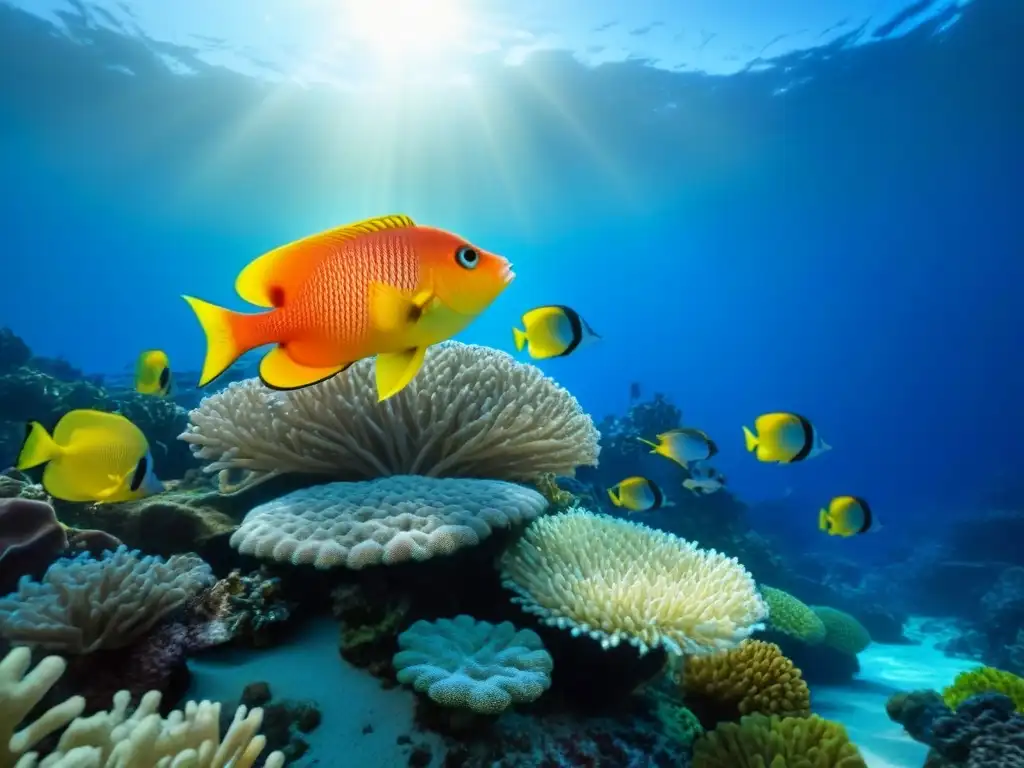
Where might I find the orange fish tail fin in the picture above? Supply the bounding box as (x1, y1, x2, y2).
(17, 421, 60, 470)
(183, 295, 263, 387)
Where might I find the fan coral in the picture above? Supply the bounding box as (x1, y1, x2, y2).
(393, 615, 553, 716)
(943, 667, 1024, 712)
(682, 640, 811, 723)
(180, 341, 600, 492)
(231, 476, 548, 570)
(761, 586, 826, 644)
(499, 508, 767, 656)
(0, 546, 213, 653)
(812, 606, 872, 655)
(692, 713, 868, 768)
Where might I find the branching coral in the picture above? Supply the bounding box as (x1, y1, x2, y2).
(499, 507, 767, 656)
(761, 586, 826, 644)
(393, 615, 554, 715)
(812, 606, 872, 655)
(180, 341, 600, 493)
(682, 640, 811, 723)
(0, 546, 213, 653)
(692, 713, 868, 768)
(943, 667, 1024, 712)
(231, 476, 548, 570)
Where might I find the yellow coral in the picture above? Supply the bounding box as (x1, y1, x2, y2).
(692, 714, 868, 768)
(683, 640, 811, 720)
(812, 606, 872, 655)
(762, 586, 826, 644)
(943, 667, 1024, 712)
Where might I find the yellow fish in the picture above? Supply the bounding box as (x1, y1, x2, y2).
(16, 409, 164, 504)
(135, 349, 173, 397)
(742, 412, 831, 464)
(607, 476, 672, 513)
(638, 428, 717, 470)
(819, 496, 879, 537)
(512, 305, 599, 359)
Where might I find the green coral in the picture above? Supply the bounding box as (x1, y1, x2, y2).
(942, 667, 1024, 712)
(812, 606, 871, 655)
(649, 684, 704, 749)
(692, 714, 867, 768)
(762, 586, 826, 644)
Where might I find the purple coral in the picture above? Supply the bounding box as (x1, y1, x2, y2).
(0, 498, 67, 595)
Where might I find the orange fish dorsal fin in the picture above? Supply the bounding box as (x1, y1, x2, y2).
(236, 214, 417, 309)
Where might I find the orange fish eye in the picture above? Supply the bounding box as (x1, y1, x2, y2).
(455, 245, 480, 269)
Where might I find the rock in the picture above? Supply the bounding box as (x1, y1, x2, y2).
(241, 681, 272, 708)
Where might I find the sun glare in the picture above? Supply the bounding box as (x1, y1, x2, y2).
(343, 0, 467, 62)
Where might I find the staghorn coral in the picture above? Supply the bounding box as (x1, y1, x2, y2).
(943, 667, 1024, 713)
(682, 640, 811, 726)
(499, 507, 767, 656)
(692, 713, 868, 768)
(0, 546, 213, 653)
(393, 615, 554, 715)
(762, 586, 826, 644)
(180, 341, 600, 493)
(230, 476, 548, 570)
(812, 606, 872, 655)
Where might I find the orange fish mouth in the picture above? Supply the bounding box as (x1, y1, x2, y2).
(500, 261, 516, 285)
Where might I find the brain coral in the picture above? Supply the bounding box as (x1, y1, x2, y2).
(392, 615, 553, 715)
(682, 639, 811, 721)
(692, 714, 867, 768)
(499, 507, 767, 656)
(762, 586, 826, 644)
(813, 606, 872, 655)
(943, 667, 1024, 712)
(0, 546, 213, 653)
(230, 476, 549, 570)
(180, 341, 600, 493)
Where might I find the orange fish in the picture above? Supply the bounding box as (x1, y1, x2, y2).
(183, 214, 514, 401)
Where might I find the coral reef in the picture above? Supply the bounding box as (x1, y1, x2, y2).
(191, 568, 294, 649)
(232, 476, 548, 570)
(812, 606, 872, 655)
(236, 681, 321, 764)
(691, 714, 867, 767)
(943, 667, 1024, 712)
(761, 586, 826, 644)
(180, 341, 600, 492)
(0, 498, 67, 595)
(500, 507, 767, 655)
(393, 615, 554, 715)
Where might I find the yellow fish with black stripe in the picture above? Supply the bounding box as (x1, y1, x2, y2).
(16, 409, 164, 504)
(819, 495, 880, 537)
(638, 428, 718, 470)
(512, 305, 599, 359)
(742, 412, 831, 464)
(607, 476, 673, 513)
(135, 349, 174, 397)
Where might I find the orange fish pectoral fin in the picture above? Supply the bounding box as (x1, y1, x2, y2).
(368, 282, 436, 335)
(258, 346, 351, 391)
(375, 347, 427, 402)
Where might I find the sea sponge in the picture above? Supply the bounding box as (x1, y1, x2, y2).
(683, 640, 811, 721)
(392, 615, 553, 715)
(0, 646, 284, 768)
(230, 476, 548, 570)
(762, 586, 826, 644)
(0, 546, 213, 653)
(180, 341, 600, 493)
(813, 606, 872, 655)
(943, 667, 1024, 713)
(692, 713, 868, 768)
(499, 507, 767, 655)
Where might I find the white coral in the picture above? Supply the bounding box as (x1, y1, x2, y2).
(500, 507, 768, 656)
(393, 615, 553, 715)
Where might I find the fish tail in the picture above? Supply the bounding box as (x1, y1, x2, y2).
(183, 295, 264, 387)
(512, 326, 528, 352)
(818, 509, 829, 532)
(742, 426, 759, 453)
(16, 421, 60, 470)
(606, 487, 621, 507)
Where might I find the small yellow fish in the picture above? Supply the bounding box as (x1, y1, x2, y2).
(819, 496, 879, 537)
(135, 349, 173, 397)
(607, 476, 672, 513)
(512, 305, 599, 359)
(16, 409, 164, 504)
(638, 428, 717, 470)
(743, 412, 831, 463)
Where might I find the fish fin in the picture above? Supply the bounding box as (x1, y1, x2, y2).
(182, 295, 255, 387)
(742, 426, 759, 453)
(258, 346, 349, 391)
(820, 440, 833, 452)
(682, 480, 699, 495)
(512, 327, 528, 352)
(368, 282, 434, 335)
(636, 437, 659, 450)
(16, 421, 61, 470)
(818, 509, 829, 532)
(375, 347, 427, 402)
(607, 487, 621, 506)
